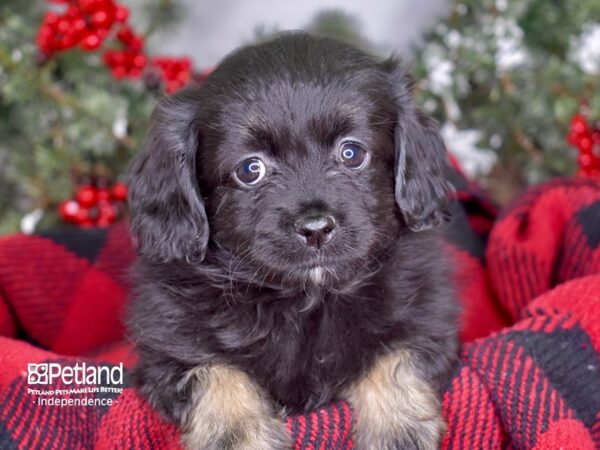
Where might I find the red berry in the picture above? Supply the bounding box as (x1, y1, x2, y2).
(57, 18, 70, 33)
(81, 33, 102, 50)
(166, 80, 179, 94)
(579, 137, 592, 153)
(96, 28, 109, 39)
(44, 12, 60, 25)
(578, 153, 593, 168)
(103, 50, 116, 65)
(571, 114, 588, 135)
(176, 71, 190, 83)
(130, 36, 144, 51)
(74, 18, 86, 32)
(58, 200, 80, 221)
(37, 35, 52, 54)
(76, 186, 98, 208)
(117, 26, 134, 45)
(66, 6, 80, 18)
(180, 58, 191, 70)
(112, 66, 127, 79)
(62, 34, 76, 48)
(97, 203, 117, 227)
(111, 182, 128, 201)
(115, 5, 129, 22)
(97, 188, 111, 202)
(133, 54, 147, 68)
(79, 0, 98, 13)
(75, 207, 89, 223)
(152, 56, 193, 94)
(567, 131, 580, 147)
(92, 10, 110, 28)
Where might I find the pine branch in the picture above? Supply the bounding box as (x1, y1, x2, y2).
(39, 82, 136, 150)
(1, 47, 137, 151)
(498, 73, 544, 160)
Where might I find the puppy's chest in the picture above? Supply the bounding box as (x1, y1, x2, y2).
(232, 293, 400, 411)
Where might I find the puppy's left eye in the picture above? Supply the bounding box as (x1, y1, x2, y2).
(234, 157, 266, 186)
(339, 141, 369, 170)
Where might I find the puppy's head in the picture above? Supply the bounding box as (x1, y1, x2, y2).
(129, 33, 453, 285)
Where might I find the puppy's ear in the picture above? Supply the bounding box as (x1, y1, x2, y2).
(383, 59, 454, 232)
(128, 91, 208, 263)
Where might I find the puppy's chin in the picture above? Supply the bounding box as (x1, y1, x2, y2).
(281, 265, 340, 291)
(308, 266, 325, 285)
(253, 263, 334, 288)
(249, 257, 364, 291)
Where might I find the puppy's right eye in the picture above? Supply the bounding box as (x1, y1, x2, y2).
(233, 157, 266, 186)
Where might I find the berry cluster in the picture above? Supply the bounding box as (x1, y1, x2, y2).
(37, 0, 199, 94)
(568, 113, 600, 178)
(38, 0, 129, 55)
(58, 180, 128, 227)
(153, 57, 192, 94)
(103, 26, 147, 79)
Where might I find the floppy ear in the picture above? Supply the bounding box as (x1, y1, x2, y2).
(128, 91, 208, 263)
(384, 60, 454, 232)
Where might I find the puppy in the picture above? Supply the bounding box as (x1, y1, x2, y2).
(128, 32, 458, 450)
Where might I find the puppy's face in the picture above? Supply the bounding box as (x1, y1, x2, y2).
(199, 70, 400, 285)
(129, 34, 453, 287)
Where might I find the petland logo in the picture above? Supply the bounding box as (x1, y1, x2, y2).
(27, 362, 124, 386)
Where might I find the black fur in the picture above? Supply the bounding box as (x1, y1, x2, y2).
(128, 32, 458, 424)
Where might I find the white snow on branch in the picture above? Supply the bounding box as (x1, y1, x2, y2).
(21, 209, 43, 235)
(423, 48, 462, 121)
(441, 123, 497, 177)
(424, 50, 454, 95)
(571, 23, 600, 75)
(494, 17, 527, 72)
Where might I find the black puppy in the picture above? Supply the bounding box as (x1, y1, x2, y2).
(128, 32, 458, 450)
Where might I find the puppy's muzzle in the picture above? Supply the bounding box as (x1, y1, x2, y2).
(294, 214, 336, 248)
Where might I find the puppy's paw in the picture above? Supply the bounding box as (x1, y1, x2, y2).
(352, 413, 445, 450)
(182, 413, 290, 450)
(181, 365, 291, 450)
(344, 348, 446, 450)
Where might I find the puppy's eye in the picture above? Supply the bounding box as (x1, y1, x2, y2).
(339, 141, 369, 170)
(234, 157, 266, 186)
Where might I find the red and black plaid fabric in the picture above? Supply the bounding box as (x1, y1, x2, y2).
(0, 175, 599, 449)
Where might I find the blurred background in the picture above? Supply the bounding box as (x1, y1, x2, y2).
(1, 0, 599, 233)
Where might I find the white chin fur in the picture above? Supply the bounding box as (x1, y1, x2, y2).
(309, 267, 324, 284)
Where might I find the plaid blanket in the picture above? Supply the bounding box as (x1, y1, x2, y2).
(0, 175, 599, 450)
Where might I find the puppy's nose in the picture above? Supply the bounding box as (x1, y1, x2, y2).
(295, 215, 336, 248)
